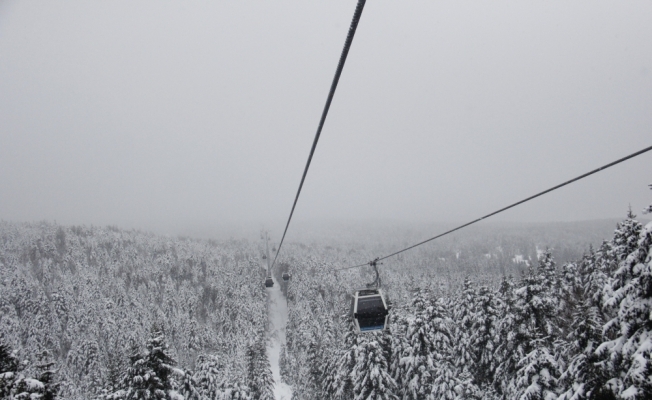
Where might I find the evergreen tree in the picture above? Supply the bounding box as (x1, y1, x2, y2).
(2, 347, 60, 400)
(306, 337, 323, 397)
(454, 368, 484, 399)
(352, 332, 397, 400)
(468, 285, 501, 391)
(323, 322, 356, 400)
(453, 278, 477, 379)
(177, 369, 200, 400)
(558, 301, 610, 400)
(0, 339, 19, 374)
(144, 330, 177, 397)
(121, 341, 149, 399)
(396, 288, 437, 399)
(598, 207, 652, 399)
(245, 337, 274, 400)
(428, 298, 457, 400)
(194, 354, 224, 399)
(32, 350, 61, 400)
(499, 253, 562, 399)
(120, 330, 179, 400)
(0, 339, 20, 398)
(493, 276, 517, 396)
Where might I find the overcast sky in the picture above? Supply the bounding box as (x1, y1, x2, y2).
(1, 0, 651, 239)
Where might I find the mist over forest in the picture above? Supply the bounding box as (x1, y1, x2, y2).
(2, 0, 652, 399)
(2, 196, 652, 399)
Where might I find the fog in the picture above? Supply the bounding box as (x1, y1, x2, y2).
(1, 0, 651, 240)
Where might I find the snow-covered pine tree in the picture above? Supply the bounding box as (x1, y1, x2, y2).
(598, 204, 652, 399)
(322, 321, 357, 400)
(396, 288, 437, 399)
(194, 354, 223, 399)
(427, 298, 457, 400)
(454, 368, 484, 399)
(558, 300, 608, 400)
(119, 329, 179, 400)
(33, 350, 60, 400)
(104, 348, 126, 397)
(0, 339, 20, 398)
(245, 337, 274, 400)
(120, 340, 150, 399)
(468, 285, 501, 392)
(492, 275, 516, 396)
(352, 332, 397, 400)
(610, 208, 642, 267)
(590, 240, 617, 309)
(556, 248, 617, 399)
(177, 369, 200, 400)
(452, 278, 477, 382)
(500, 252, 562, 399)
(144, 329, 179, 399)
(306, 336, 323, 397)
(388, 306, 409, 396)
(5, 349, 61, 400)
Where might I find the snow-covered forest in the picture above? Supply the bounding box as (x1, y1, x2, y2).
(1, 185, 652, 399)
(0, 224, 269, 399)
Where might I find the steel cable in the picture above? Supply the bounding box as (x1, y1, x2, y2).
(271, 0, 367, 271)
(337, 144, 652, 271)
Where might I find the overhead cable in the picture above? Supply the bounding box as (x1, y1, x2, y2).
(272, 0, 367, 270)
(337, 144, 652, 271)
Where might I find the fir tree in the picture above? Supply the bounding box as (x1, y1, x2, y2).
(428, 298, 457, 400)
(499, 253, 562, 399)
(352, 332, 397, 400)
(598, 207, 652, 399)
(32, 350, 61, 400)
(245, 337, 274, 400)
(493, 275, 517, 396)
(468, 285, 501, 390)
(306, 337, 323, 397)
(0, 339, 20, 398)
(452, 278, 477, 379)
(144, 330, 177, 396)
(396, 288, 438, 399)
(121, 330, 178, 400)
(3, 348, 61, 400)
(558, 301, 609, 400)
(194, 354, 224, 399)
(323, 322, 357, 400)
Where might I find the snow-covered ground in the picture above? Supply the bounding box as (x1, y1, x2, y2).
(266, 276, 293, 399)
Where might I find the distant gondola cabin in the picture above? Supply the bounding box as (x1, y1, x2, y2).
(265, 277, 274, 288)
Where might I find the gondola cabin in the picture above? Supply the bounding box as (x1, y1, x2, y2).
(351, 289, 389, 333)
(265, 277, 274, 288)
(262, 255, 267, 260)
(282, 273, 290, 282)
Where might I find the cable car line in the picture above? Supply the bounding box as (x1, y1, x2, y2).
(271, 0, 368, 271)
(337, 143, 652, 271)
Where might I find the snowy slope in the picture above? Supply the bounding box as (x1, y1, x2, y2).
(265, 273, 293, 399)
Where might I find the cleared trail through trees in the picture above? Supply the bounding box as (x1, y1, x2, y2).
(261, 251, 292, 399)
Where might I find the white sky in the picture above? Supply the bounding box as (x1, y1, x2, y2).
(1, 1, 651, 238)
